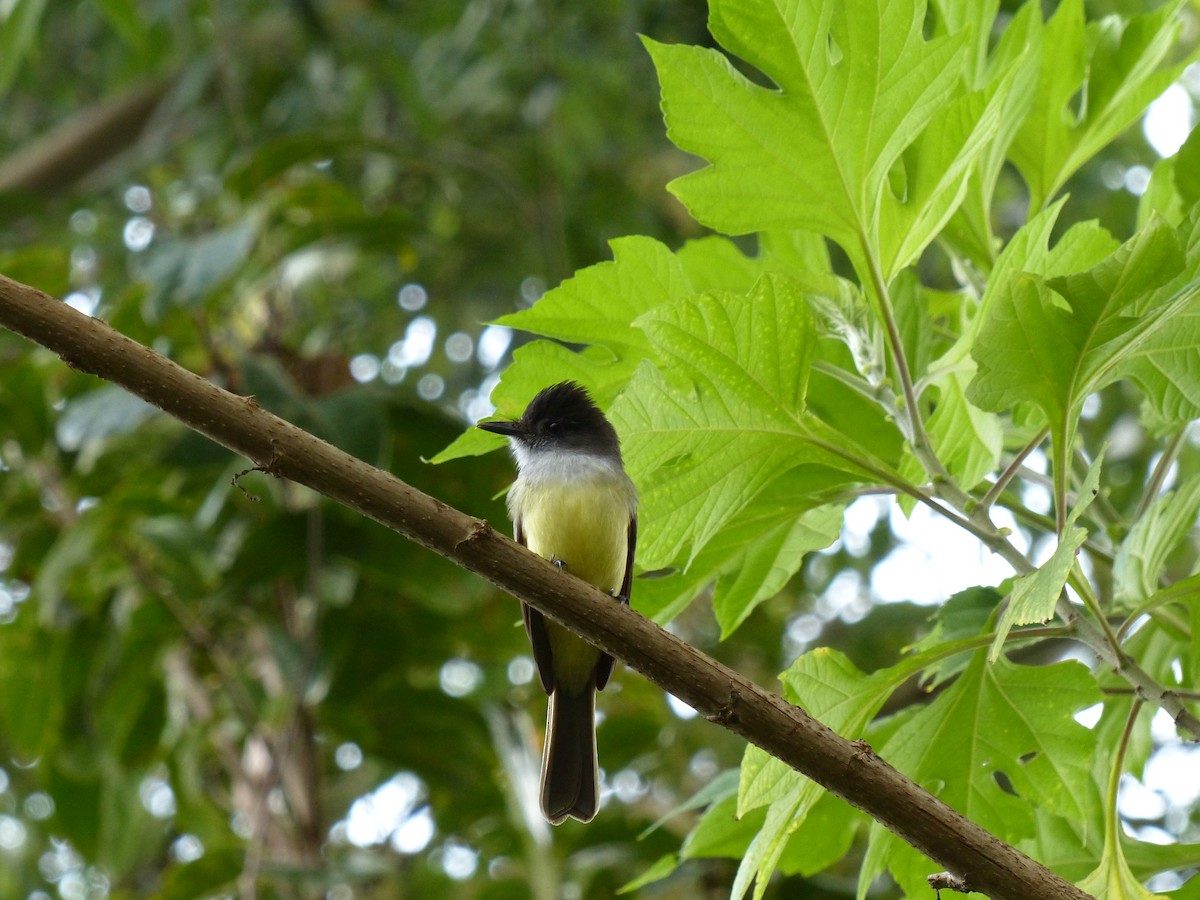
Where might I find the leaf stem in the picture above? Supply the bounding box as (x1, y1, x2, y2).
(811, 358, 879, 401)
(859, 239, 931, 461)
(980, 427, 1048, 512)
(1068, 563, 1122, 654)
(1133, 427, 1189, 522)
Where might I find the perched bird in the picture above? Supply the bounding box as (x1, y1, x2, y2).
(479, 382, 638, 824)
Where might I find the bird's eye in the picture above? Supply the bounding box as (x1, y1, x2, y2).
(547, 421, 560, 434)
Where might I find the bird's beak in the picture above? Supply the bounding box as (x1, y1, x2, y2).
(477, 419, 522, 438)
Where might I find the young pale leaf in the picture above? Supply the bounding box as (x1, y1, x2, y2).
(644, 0, 969, 271)
(734, 788, 817, 900)
(613, 275, 896, 567)
(1010, 0, 1189, 211)
(1107, 212, 1200, 433)
(1113, 476, 1200, 608)
(989, 451, 1102, 660)
(1076, 853, 1168, 900)
(859, 656, 1101, 897)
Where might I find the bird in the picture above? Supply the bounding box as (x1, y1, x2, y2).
(478, 381, 638, 824)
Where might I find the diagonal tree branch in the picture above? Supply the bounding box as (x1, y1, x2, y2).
(0, 273, 1091, 900)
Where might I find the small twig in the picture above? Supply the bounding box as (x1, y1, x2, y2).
(928, 871, 972, 896)
(232, 466, 265, 502)
(980, 428, 1048, 512)
(1133, 428, 1189, 522)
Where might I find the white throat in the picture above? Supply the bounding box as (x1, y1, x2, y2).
(510, 442, 625, 485)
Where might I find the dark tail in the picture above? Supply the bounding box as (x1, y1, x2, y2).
(540, 686, 598, 824)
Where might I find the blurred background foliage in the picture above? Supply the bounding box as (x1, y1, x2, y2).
(0, 0, 1195, 898)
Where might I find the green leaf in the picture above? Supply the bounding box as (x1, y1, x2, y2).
(433, 237, 694, 464)
(1137, 124, 1200, 230)
(431, 341, 635, 463)
(989, 450, 1102, 660)
(908, 585, 1004, 688)
(712, 502, 843, 636)
(612, 274, 893, 567)
(971, 216, 1182, 421)
(55, 385, 159, 454)
(777, 790, 860, 878)
(639, 768, 739, 839)
(739, 647, 931, 817)
(0, 0, 48, 100)
(681, 794, 765, 860)
(932, 198, 1116, 419)
(1113, 476, 1200, 608)
(634, 477, 845, 627)
(156, 847, 242, 900)
(938, 0, 1042, 269)
(138, 218, 259, 316)
(1010, 0, 1190, 210)
(0, 619, 66, 756)
(876, 60, 1016, 276)
(969, 215, 1185, 517)
(644, 0, 971, 275)
(1110, 213, 1200, 433)
(618, 854, 680, 894)
(495, 235, 688, 358)
(923, 366, 1002, 492)
(734, 646, 963, 897)
(860, 656, 1101, 897)
(93, 0, 148, 55)
(733, 788, 808, 900)
(675, 235, 768, 293)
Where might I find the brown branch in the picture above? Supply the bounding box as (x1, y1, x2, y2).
(0, 79, 171, 195)
(0, 274, 1093, 900)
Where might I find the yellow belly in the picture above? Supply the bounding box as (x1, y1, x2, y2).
(517, 477, 632, 694)
(518, 479, 630, 593)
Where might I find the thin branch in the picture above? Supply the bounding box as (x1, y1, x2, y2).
(0, 273, 1093, 900)
(1133, 428, 1189, 522)
(860, 242, 930, 459)
(981, 428, 1048, 512)
(0, 79, 171, 194)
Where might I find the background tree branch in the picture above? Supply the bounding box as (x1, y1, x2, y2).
(0, 274, 1093, 900)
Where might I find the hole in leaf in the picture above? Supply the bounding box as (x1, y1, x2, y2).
(993, 770, 1019, 796)
(826, 32, 843, 66)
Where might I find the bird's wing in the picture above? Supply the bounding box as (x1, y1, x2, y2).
(517, 516, 556, 695)
(595, 514, 636, 692)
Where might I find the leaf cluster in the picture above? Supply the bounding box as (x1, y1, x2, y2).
(452, 0, 1200, 896)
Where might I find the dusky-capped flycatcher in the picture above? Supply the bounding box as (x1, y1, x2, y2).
(479, 382, 637, 824)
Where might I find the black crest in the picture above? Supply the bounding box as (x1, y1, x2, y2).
(517, 382, 622, 457)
